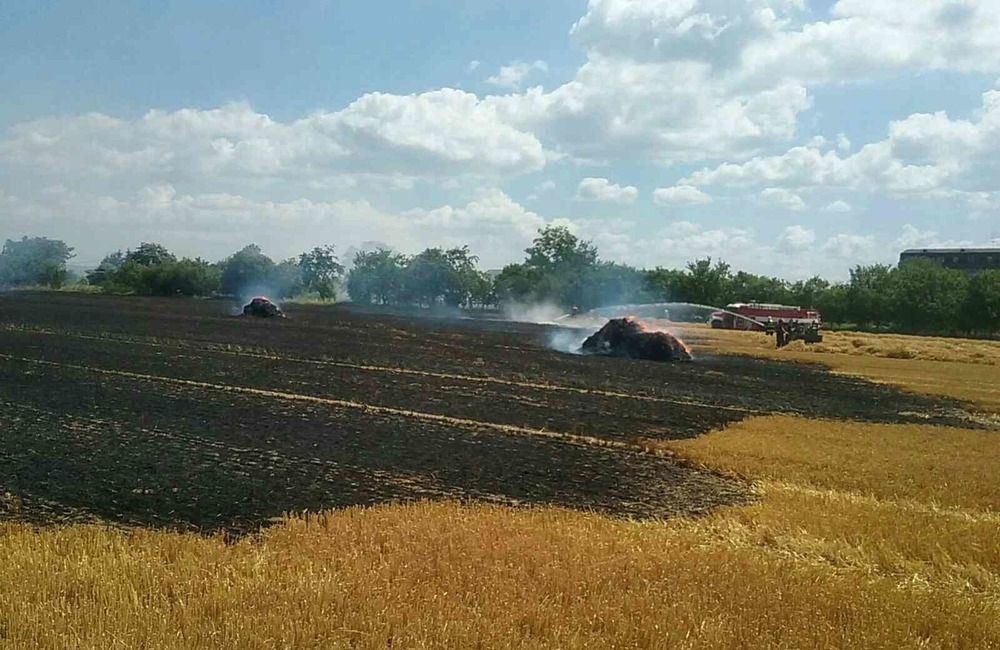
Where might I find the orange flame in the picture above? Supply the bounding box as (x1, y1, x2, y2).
(626, 316, 692, 355)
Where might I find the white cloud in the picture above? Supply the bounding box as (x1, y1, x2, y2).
(682, 89, 1000, 199)
(570, 0, 806, 68)
(467, 60, 480, 72)
(741, 0, 1000, 85)
(652, 185, 713, 206)
(487, 58, 811, 163)
(486, 60, 548, 90)
(820, 233, 877, 260)
(0, 184, 545, 270)
(822, 200, 852, 212)
(776, 225, 816, 253)
(0, 93, 547, 185)
(759, 187, 805, 210)
(576, 177, 638, 203)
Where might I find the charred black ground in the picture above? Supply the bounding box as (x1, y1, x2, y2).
(0, 292, 979, 534)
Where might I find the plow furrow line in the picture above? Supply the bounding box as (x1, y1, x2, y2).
(0, 354, 633, 452)
(0, 323, 755, 414)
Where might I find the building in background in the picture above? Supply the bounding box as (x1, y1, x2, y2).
(899, 248, 1000, 273)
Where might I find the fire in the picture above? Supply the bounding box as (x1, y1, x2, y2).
(622, 316, 693, 357)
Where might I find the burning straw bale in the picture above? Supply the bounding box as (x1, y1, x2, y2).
(581, 317, 692, 362)
(242, 297, 284, 318)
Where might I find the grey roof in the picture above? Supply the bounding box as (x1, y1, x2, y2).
(901, 248, 1000, 254)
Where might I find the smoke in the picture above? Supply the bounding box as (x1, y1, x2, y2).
(502, 301, 568, 324)
(230, 284, 283, 315)
(546, 327, 589, 355)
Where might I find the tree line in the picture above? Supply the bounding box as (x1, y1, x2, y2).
(1, 229, 998, 335)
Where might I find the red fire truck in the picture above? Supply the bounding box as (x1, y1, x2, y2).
(709, 303, 822, 338)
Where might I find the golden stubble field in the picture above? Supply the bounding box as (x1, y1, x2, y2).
(2, 323, 999, 649)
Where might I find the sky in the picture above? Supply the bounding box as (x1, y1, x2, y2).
(2, 0, 1000, 280)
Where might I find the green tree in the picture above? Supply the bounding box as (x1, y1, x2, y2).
(579, 262, 648, 309)
(889, 259, 968, 332)
(346, 248, 408, 305)
(643, 267, 685, 302)
(135, 258, 221, 296)
(270, 258, 305, 298)
(299, 245, 344, 300)
(847, 264, 894, 328)
(522, 225, 600, 307)
(815, 283, 850, 325)
(525, 225, 599, 272)
(467, 271, 496, 309)
(85, 250, 126, 286)
(0, 236, 75, 288)
(494, 263, 546, 304)
(727, 271, 790, 305)
(677, 258, 732, 307)
(219, 244, 276, 297)
(442, 246, 481, 308)
(402, 248, 458, 307)
(788, 276, 830, 309)
(962, 270, 1000, 333)
(125, 242, 175, 267)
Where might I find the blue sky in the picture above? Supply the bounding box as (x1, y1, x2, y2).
(2, 0, 999, 278)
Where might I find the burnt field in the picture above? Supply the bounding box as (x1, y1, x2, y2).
(0, 292, 978, 534)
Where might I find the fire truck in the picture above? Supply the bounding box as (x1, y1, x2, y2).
(709, 302, 823, 341)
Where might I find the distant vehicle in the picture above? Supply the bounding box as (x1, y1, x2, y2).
(710, 302, 821, 334)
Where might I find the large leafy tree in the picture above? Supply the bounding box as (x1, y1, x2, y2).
(962, 270, 1000, 333)
(219, 244, 276, 297)
(847, 264, 894, 328)
(521, 225, 600, 307)
(0, 236, 75, 288)
(346, 248, 408, 305)
(86, 250, 126, 286)
(134, 258, 221, 296)
(676, 258, 732, 307)
(299, 245, 344, 300)
(889, 259, 968, 332)
(402, 248, 455, 307)
(494, 263, 546, 304)
(125, 243, 175, 267)
(887, 259, 969, 332)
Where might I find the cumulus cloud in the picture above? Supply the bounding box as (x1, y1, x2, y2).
(0, 93, 547, 186)
(0, 185, 545, 270)
(486, 60, 548, 90)
(682, 89, 1000, 199)
(487, 58, 811, 163)
(822, 200, 852, 213)
(576, 177, 638, 203)
(741, 0, 1000, 85)
(570, 0, 806, 68)
(759, 187, 805, 210)
(820, 233, 877, 260)
(652, 185, 713, 206)
(467, 60, 480, 72)
(776, 225, 817, 253)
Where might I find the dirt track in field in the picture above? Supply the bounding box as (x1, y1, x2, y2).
(0, 292, 976, 534)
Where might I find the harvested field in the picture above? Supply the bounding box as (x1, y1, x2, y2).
(0, 292, 985, 534)
(3, 292, 1000, 649)
(690, 325, 1000, 411)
